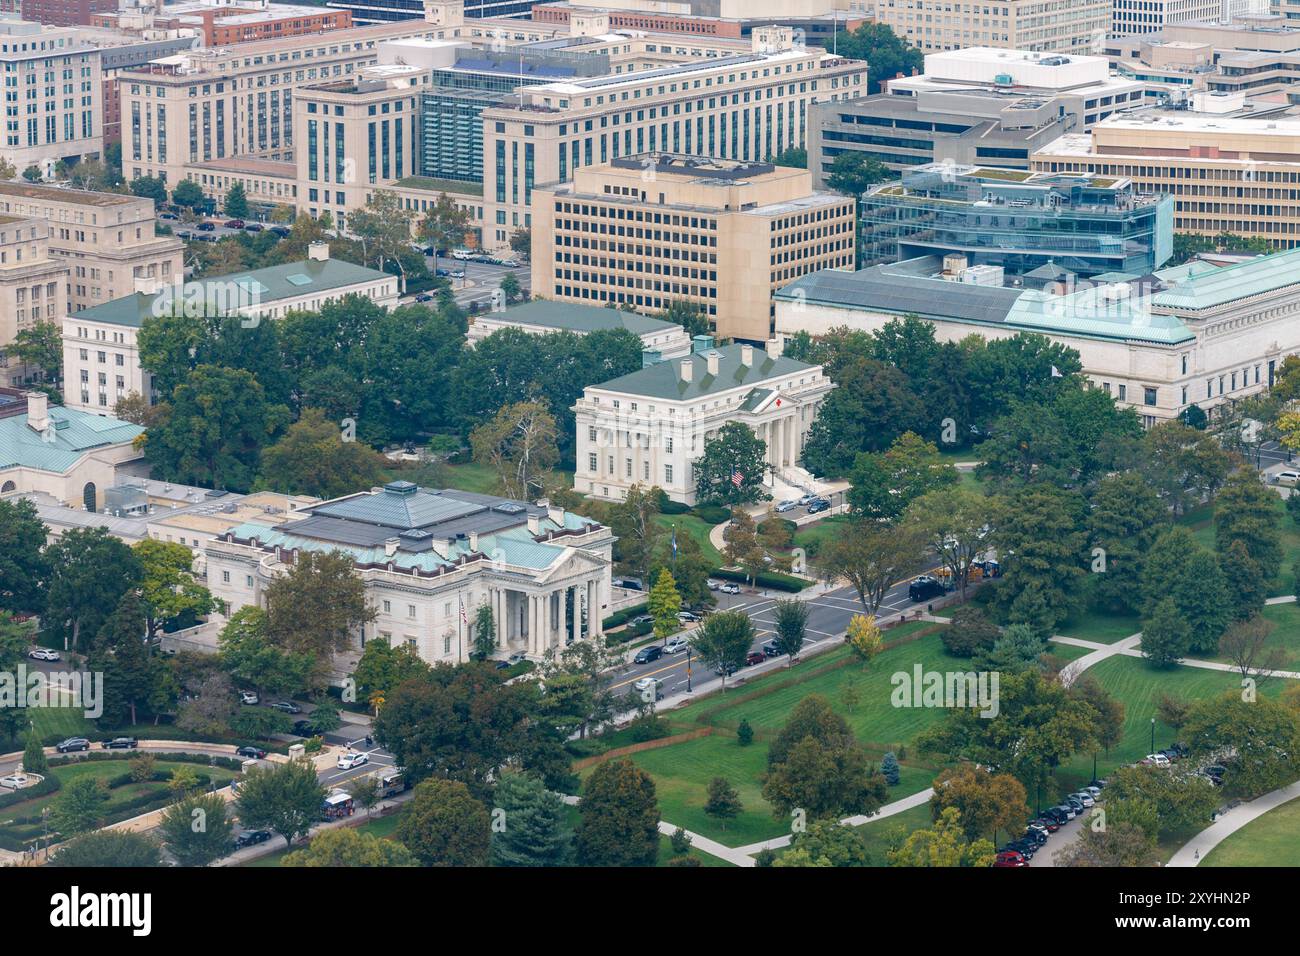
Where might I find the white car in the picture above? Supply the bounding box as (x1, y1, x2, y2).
(676, 610, 700, 623)
(336, 751, 370, 770)
(28, 648, 59, 662)
(719, 582, 741, 595)
(706, 579, 721, 591)
(0, 774, 30, 789)
(239, 691, 259, 706)
(1275, 470, 1300, 487)
(1071, 792, 1096, 808)
(663, 636, 690, 655)
(1143, 753, 1171, 768)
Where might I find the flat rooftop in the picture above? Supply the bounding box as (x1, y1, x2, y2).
(0, 182, 135, 206)
(611, 153, 777, 181)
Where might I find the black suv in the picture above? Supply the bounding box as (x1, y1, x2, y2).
(101, 737, 138, 750)
(633, 645, 662, 664)
(232, 829, 272, 850)
(908, 575, 947, 602)
(806, 498, 831, 514)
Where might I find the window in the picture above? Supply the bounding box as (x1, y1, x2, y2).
(382, 600, 391, 613)
(221, 570, 230, 583)
(1143, 387, 1157, 407)
(665, 464, 673, 484)
(588, 453, 597, 472)
(1118, 384, 1127, 402)
(407, 604, 416, 619)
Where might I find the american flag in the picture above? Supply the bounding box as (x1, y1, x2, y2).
(730, 470, 744, 488)
(459, 596, 468, 625)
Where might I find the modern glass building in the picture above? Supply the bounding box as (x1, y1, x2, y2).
(327, 0, 533, 24)
(857, 163, 1174, 277)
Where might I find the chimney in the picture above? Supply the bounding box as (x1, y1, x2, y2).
(740, 344, 754, 367)
(308, 241, 330, 262)
(527, 513, 541, 535)
(468, 531, 479, 551)
(767, 337, 784, 358)
(706, 351, 720, 377)
(547, 503, 564, 526)
(384, 537, 399, 558)
(25, 391, 48, 433)
(680, 358, 693, 382)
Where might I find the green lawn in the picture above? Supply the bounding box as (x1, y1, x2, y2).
(382, 460, 575, 499)
(1177, 496, 1300, 599)
(29, 706, 96, 744)
(1046, 641, 1095, 663)
(1201, 794, 1300, 867)
(655, 513, 723, 567)
(1054, 605, 1142, 645)
(853, 801, 933, 866)
(792, 514, 851, 555)
(1206, 602, 1300, 670)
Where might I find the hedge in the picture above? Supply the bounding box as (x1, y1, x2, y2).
(0, 773, 60, 810)
(602, 602, 649, 630)
(709, 567, 812, 592)
(40, 726, 292, 754)
(691, 504, 731, 525)
(659, 499, 691, 515)
(46, 751, 244, 772)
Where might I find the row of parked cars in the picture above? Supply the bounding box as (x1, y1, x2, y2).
(774, 494, 832, 515)
(994, 782, 1107, 867)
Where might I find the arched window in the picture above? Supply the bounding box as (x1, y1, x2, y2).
(0, 480, 15, 494)
(82, 482, 97, 513)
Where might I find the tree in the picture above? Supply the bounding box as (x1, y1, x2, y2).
(903, 486, 991, 601)
(689, 610, 755, 692)
(129, 175, 168, 204)
(171, 179, 206, 211)
(1139, 597, 1190, 668)
(49, 830, 162, 867)
(575, 758, 660, 866)
(762, 695, 887, 820)
(52, 777, 109, 837)
(737, 718, 754, 746)
(1087, 471, 1169, 613)
(223, 182, 249, 219)
(881, 752, 901, 786)
(835, 21, 924, 93)
(348, 775, 381, 819)
(508, 226, 532, 257)
(21, 165, 41, 183)
(941, 605, 1001, 658)
(264, 549, 374, 671)
(1057, 822, 1159, 867)
(606, 484, 665, 586)
(143, 364, 291, 492)
(975, 623, 1049, 675)
(801, 356, 928, 476)
(134, 538, 214, 639)
(89, 592, 157, 726)
(1214, 469, 1283, 583)
(44, 527, 142, 650)
(772, 598, 808, 663)
(217, 606, 315, 698)
(416, 193, 470, 253)
(653, 299, 711, 338)
(929, 765, 1030, 843)
(257, 409, 387, 499)
(397, 777, 491, 866)
(284, 827, 417, 867)
(499, 273, 523, 305)
(774, 820, 871, 867)
(351, 637, 430, 708)
(1169, 231, 1270, 265)
(472, 603, 497, 660)
(991, 485, 1088, 637)
(7, 321, 62, 382)
(822, 519, 922, 614)
(0, 156, 14, 180)
(159, 792, 233, 867)
(1141, 527, 1231, 655)
(845, 614, 884, 666)
(1219, 614, 1286, 681)
(847, 432, 957, 521)
(1220, 539, 1268, 622)
(825, 150, 891, 197)
(469, 400, 559, 501)
(704, 776, 743, 830)
(721, 508, 766, 588)
(349, 190, 416, 290)
(490, 771, 573, 867)
(888, 806, 995, 867)
(1141, 421, 1231, 517)
(647, 569, 682, 644)
(694, 422, 769, 506)
(1184, 692, 1300, 795)
(0, 497, 49, 615)
(235, 759, 327, 849)
(1104, 764, 1220, 838)
(772, 146, 808, 169)
(23, 726, 47, 774)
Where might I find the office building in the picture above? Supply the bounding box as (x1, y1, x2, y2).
(531, 154, 856, 342)
(0, 214, 71, 387)
(531, 2, 869, 44)
(573, 340, 833, 504)
(861, 0, 1111, 55)
(1111, 0, 1264, 35)
(206, 480, 616, 664)
(18, 0, 117, 27)
(328, 0, 536, 24)
(808, 48, 1150, 183)
(90, 0, 354, 45)
(858, 163, 1174, 277)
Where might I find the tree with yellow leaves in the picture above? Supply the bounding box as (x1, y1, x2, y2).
(846, 614, 884, 666)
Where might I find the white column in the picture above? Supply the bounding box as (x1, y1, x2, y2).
(558, 587, 568, 650)
(587, 579, 596, 640)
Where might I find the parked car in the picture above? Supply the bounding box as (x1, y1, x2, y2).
(239, 691, 259, 706)
(745, 651, 766, 666)
(677, 610, 700, 623)
(1143, 753, 1171, 768)
(235, 746, 267, 760)
(0, 773, 31, 789)
(633, 645, 662, 664)
(196, 221, 215, 231)
(56, 737, 90, 753)
(706, 579, 721, 591)
(633, 677, 663, 700)
(806, 498, 831, 514)
(714, 662, 738, 677)
(663, 636, 690, 655)
(1072, 791, 1095, 808)
(337, 750, 369, 770)
(269, 700, 302, 714)
(614, 577, 644, 591)
(102, 737, 138, 750)
(1081, 784, 1103, 798)
(774, 500, 798, 513)
(1024, 823, 1050, 843)
(414, 292, 434, 302)
(159, 211, 179, 221)
(994, 850, 1028, 867)
(1274, 470, 1300, 487)
(1006, 838, 1038, 858)
(719, 582, 741, 595)
(908, 575, 947, 603)
(1065, 796, 1087, 815)
(1054, 804, 1078, 821)
(494, 659, 512, 670)
(28, 648, 59, 661)
(268, 225, 291, 238)
(631, 614, 654, 627)
(1034, 815, 1060, 832)
(224, 219, 245, 229)
(232, 829, 272, 850)
(244, 222, 263, 232)
(761, 641, 781, 658)
(451, 248, 474, 260)
(797, 494, 816, 506)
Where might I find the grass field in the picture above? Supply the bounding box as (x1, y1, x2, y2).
(1201, 795, 1300, 867)
(1178, 496, 1300, 599)
(1055, 606, 1142, 645)
(655, 513, 723, 567)
(854, 802, 933, 866)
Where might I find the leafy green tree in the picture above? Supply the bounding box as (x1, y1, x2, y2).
(606, 484, 665, 587)
(397, 777, 491, 866)
(223, 182, 249, 219)
(1141, 527, 1231, 655)
(489, 771, 573, 867)
(704, 776, 743, 830)
(171, 179, 205, 210)
(49, 830, 162, 867)
(284, 827, 417, 866)
(825, 150, 891, 197)
(689, 610, 755, 691)
(801, 356, 928, 476)
(772, 598, 808, 661)
(1104, 764, 1220, 838)
(129, 175, 168, 204)
(1219, 539, 1268, 622)
(1141, 421, 1231, 516)
(499, 273, 522, 305)
(472, 602, 497, 659)
(1214, 469, 1283, 583)
(89, 592, 156, 726)
(264, 549, 374, 668)
(350, 639, 430, 707)
(1087, 471, 1168, 613)
(349, 190, 416, 289)
(217, 607, 314, 698)
(653, 299, 711, 338)
(774, 820, 870, 867)
(7, 320, 62, 382)
(234, 759, 327, 849)
(929, 765, 1029, 843)
(721, 507, 766, 588)
(902, 486, 989, 600)
(1058, 822, 1160, 867)
(1140, 597, 1190, 668)
(647, 569, 682, 643)
(52, 777, 110, 837)
(469, 399, 560, 501)
(694, 422, 769, 506)
(771, 146, 807, 168)
(160, 792, 233, 866)
(887, 806, 995, 867)
(823, 518, 922, 614)
(941, 605, 1000, 658)
(762, 695, 886, 820)
(415, 192, 470, 253)
(834, 22, 924, 93)
(575, 758, 660, 867)
(0, 497, 49, 615)
(134, 538, 214, 639)
(44, 527, 142, 650)
(1184, 692, 1300, 796)
(847, 431, 958, 521)
(992, 485, 1088, 637)
(256, 408, 388, 498)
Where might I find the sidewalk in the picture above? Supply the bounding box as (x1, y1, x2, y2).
(1167, 778, 1300, 867)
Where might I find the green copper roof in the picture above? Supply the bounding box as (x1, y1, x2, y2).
(0, 405, 143, 473)
(1005, 287, 1194, 345)
(592, 343, 818, 401)
(69, 257, 390, 328)
(485, 300, 682, 336)
(1153, 247, 1300, 311)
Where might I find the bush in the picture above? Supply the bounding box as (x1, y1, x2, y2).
(710, 567, 810, 592)
(758, 517, 797, 537)
(666, 855, 701, 866)
(754, 848, 777, 867)
(670, 826, 692, 854)
(941, 605, 1001, 657)
(659, 496, 691, 515)
(628, 713, 670, 742)
(691, 504, 731, 525)
(881, 752, 901, 787)
(602, 602, 649, 630)
(737, 718, 754, 746)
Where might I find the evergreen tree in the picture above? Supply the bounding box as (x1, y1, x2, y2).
(575, 758, 660, 867)
(23, 726, 47, 774)
(490, 771, 572, 867)
(1141, 597, 1191, 668)
(703, 776, 743, 830)
(223, 182, 249, 219)
(1215, 469, 1283, 582)
(881, 751, 901, 786)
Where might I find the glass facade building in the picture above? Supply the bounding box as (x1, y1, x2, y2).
(858, 163, 1174, 277)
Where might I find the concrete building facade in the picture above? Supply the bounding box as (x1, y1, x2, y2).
(0, 213, 71, 387)
(862, 0, 1111, 55)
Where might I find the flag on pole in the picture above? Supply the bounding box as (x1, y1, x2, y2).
(730, 470, 744, 488)
(459, 596, 468, 625)
(671, 525, 678, 558)
(1050, 365, 1063, 378)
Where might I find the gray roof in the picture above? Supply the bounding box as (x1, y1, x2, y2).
(490, 300, 681, 336)
(69, 257, 389, 328)
(592, 343, 818, 401)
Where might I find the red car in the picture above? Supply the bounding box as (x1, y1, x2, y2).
(994, 850, 1028, 868)
(745, 651, 766, 666)
(224, 218, 245, 228)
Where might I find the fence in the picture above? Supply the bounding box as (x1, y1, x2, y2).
(571, 727, 715, 771)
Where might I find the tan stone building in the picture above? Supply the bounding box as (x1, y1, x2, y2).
(863, 0, 1111, 55)
(0, 182, 183, 314)
(0, 214, 71, 387)
(530, 154, 855, 342)
(1032, 109, 1300, 246)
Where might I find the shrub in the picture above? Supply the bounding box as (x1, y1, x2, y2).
(881, 752, 901, 787)
(736, 718, 754, 746)
(710, 567, 810, 592)
(941, 605, 1001, 657)
(666, 855, 701, 866)
(691, 504, 731, 525)
(628, 714, 669, 742)
(670, 826, 692, 854)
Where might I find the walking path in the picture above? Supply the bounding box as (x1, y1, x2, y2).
(1167, 778, 1300, 867)
(732, 787, 935, 856)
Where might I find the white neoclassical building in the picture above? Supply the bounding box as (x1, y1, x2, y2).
(572, 340, 834, 504)
(205, 481, 614, 665)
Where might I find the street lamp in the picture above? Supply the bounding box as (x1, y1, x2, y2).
(1150, 716, 1156, 754)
